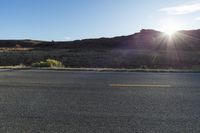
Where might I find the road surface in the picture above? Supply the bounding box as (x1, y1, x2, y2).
(0, 70, 199, 133)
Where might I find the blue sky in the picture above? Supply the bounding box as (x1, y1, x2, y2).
(0, 0, 199, 40)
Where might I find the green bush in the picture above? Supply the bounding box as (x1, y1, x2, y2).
(32, 59, 64, 67)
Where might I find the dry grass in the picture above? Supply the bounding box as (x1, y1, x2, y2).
(0, 48, 33, 51)
(0, 64, 28, 69)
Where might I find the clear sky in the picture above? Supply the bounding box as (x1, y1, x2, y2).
(0, 0, 199, 40)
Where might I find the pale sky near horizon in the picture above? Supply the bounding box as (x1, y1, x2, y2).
(0, 0, 199, 41)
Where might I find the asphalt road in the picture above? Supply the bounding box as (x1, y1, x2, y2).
(0, 70, 200, 133)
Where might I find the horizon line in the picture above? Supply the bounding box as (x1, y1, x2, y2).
(0, 28, 199, 42)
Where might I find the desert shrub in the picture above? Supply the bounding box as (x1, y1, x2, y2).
(32, 59, 64, 67)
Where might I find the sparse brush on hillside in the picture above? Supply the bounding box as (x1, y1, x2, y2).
(0, 48, 199, 69)
(32, 59, 64, 68)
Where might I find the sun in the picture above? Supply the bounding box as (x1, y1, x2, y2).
(159, 19, 180, 37)
(164, 28, 177, 36)
(162, 25, 178, 37)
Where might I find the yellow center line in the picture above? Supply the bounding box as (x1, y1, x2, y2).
(109, 84, 171, 88)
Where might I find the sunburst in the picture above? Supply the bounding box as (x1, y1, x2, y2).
(160, 19, 180, 37)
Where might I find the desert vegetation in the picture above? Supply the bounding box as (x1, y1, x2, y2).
(32, 59, 64, 68)
(0, 48, 199, 69)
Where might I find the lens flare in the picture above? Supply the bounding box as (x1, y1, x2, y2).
(159, 19, 181, 37)
(164, 28, 177, 36)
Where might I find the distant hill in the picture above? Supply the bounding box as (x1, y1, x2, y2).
(0, 29, 200, 51)
(0, 29, 199, 69)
